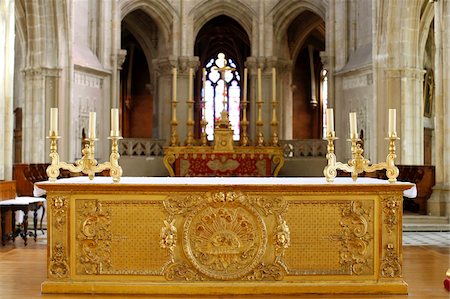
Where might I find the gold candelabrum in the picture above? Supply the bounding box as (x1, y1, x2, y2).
(256, 99, 265, 146)
(323, 131, 400, 183)
(270, 100, 279, 146)
(46, 132, 123, 183)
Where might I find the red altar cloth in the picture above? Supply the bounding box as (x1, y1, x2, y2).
(175, 153, 271, 177)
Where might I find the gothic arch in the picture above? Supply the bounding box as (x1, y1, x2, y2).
(418, 2, 435, 67)
(14, 1, 27, 60)
(121, 11, 158, 76)
(190, 0, 255, 44)
(272, 0, 327, 44)
(119, 0, 174, 48)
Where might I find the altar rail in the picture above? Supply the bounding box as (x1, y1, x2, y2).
(119, 138, 165, 157)
(119, 138, 326, 158)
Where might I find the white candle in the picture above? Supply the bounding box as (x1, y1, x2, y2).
(389, 108, 396, 137)
(49, 107, 58, 135)
(172, 67, 177, 102)
(188, 68, 193, 102)
(326, 108, 334, 134)
(349, 112, 357, 138)
(111, 108, 119, 136)
(272, 67, 276, 102)
(257, 68, 262, 101)
(88, 112, 96, 139)
(243, 68, 248, 102)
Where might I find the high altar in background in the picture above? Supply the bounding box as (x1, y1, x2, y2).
(163, 58, 284, 177)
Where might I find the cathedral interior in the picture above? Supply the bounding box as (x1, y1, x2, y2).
(0, 1, 450, 297)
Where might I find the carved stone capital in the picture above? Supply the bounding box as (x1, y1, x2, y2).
(117, 49, 127, 69)
(153, 56, 178, 75)
(178, 56, 200, 73)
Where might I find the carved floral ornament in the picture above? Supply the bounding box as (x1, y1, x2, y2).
(381, 243, 402, 277)
(76, 201, 112, 275)
(331, 201, 373, 275)
(50, 195, 68, 231)
(49, 242, 69, 279)
(161, 191, 290, 281)
(382, 196, 401, 234)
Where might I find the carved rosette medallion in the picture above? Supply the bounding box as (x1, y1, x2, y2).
(49, 242, 69, 279)
(76, 200, 112, 274)
(331, 201, 372, 275)
(381, 243, 402, 277)
(382, 196, 401, 233)
(50, 195, 68, 232)
(182, 191, 268, 280)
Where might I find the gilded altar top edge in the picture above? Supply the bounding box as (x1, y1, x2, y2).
(35, 176, 414, 193)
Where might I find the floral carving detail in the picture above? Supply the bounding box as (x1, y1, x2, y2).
(160, 218, 177, 262)
(244, 263, 284, 281)
(381, 243, 402, 277)
(76, 201, 112, 274)
(248, 196, 287, 216)
(382, 196, 401, 233)
(50, 196, 68, 232)
(183, 192, 267, 280)
(49, 242, 69, 278)
(331, 201, 372, 275)
(274, 216, 290, 266)
(164, 262, 204, 281)
(163, 194, 202, 215)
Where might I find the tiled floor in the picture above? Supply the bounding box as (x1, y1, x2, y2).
(403, 231, 450, 247)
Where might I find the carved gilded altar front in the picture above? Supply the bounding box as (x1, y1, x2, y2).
(38, 178, 410, 295)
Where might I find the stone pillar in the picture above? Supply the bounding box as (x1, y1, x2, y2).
(22, 68, 46, 163)
(245, 57, 257, 142)
(400, 68, 426, 164)
(0, 0, 14, 179)
(246, 56, 274, 144)
(177, 56, 199, 144)
(429, 1, 450, 218)
(154, 57, 177, 141)
(278, 59, 293, 140)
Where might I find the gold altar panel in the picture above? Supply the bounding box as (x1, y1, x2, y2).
(284, 198, 374, 276)
(75, 198, 167, 275)
(39, 178, 410, 295)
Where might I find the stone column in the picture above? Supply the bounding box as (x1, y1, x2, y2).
(154, 57, 177, 141)
(22, 68, 46, 163)
(0, 0, 14, 179)
(400, 68, 426, 164)
(429, 1, 450, 218)
(177, 56, 199, 144)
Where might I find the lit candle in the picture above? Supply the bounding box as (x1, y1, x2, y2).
(272, 67, 276, 102)
(88, 112, 96, 139)
(258, 68, 262, 101)
(111, 108, 119, 137)
(349, 112, 357, 138)
(389, 109, 396, 137)
(326, 108, 334, 134)
(188, 68, 193, 102)
(172, 67, 177, 102)
(243, 68, 248, 102)
(49, 107, 58, 135)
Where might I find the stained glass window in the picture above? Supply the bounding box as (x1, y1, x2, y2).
(202, 53, 241, 141)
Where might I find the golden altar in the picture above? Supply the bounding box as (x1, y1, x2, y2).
(37, 176, 412, 295)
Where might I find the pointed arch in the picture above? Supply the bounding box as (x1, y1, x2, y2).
(190, 0, 255, 40)
(272, 0, 327, 43)
(119, 0, 175, 46)
(418, 2, 435, 66)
